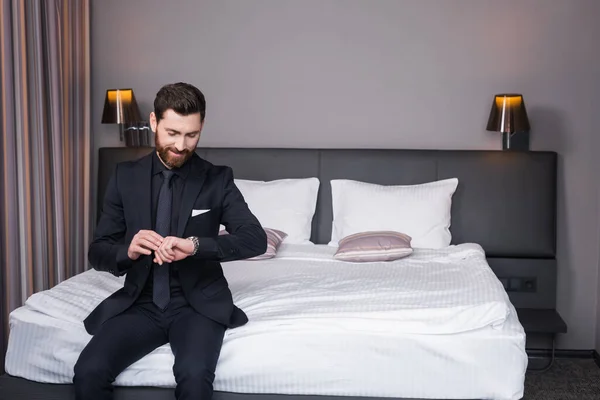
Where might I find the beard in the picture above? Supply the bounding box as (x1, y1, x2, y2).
(155, 133, 193, 169)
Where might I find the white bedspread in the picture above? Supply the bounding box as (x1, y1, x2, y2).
(6, 243, 525, 399)
(224, 243, 510, 336)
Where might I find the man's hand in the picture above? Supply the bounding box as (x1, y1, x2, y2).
(154, 236, 195, 265)
(127, 230, 164, 260)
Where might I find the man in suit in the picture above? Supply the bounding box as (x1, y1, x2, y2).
(73, 82, 267, 400)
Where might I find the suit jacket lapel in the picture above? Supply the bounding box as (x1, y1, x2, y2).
(133, 153, 153, 230)
(177, 155, 207, 237)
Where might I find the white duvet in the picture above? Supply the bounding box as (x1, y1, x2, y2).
(19, 242, 510, 336)
(225, 242, 511, 336)
(6, 243, 524, 399)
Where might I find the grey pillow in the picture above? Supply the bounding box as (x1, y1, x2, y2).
(334, 231, 413, 262)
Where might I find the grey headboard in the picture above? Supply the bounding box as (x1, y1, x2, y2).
(97, 147, 558, 308)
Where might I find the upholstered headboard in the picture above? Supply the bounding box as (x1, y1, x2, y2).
(97, 147, 558, 308)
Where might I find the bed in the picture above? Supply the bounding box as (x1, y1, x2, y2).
(1, 147, 558, 400)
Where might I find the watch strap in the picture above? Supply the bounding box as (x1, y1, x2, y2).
(187, 236, 199, 256)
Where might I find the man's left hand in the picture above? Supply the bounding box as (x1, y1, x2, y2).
(154, 236, 194, 265)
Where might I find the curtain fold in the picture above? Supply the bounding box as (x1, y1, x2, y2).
(0, 0, 90, 373)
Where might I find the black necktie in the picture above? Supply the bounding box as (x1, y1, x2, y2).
(153, 170, 174, 310)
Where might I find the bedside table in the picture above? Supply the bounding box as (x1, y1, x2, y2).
(516, 308, 567, 371)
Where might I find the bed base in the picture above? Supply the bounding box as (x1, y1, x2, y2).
(0, 374, 481, 400)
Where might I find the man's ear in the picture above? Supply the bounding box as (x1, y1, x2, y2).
(149, 112, 157, 132)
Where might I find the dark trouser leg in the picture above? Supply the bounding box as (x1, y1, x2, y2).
(169, 309, 226, 400)
(73, 306, 167, 400)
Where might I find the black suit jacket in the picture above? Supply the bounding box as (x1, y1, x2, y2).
(85, 151, 267, 335)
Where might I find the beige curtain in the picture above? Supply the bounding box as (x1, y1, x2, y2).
(0, 0, 91, 372)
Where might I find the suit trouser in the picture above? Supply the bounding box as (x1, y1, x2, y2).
(73, 292, 226, 400)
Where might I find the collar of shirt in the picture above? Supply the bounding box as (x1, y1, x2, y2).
(152, 150, 191, 181)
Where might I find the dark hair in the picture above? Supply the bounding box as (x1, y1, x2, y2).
(153, 82, 206, 122)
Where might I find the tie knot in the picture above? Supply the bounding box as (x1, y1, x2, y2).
(162, 170, 175, 183)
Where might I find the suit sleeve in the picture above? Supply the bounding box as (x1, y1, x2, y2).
(88, 165, 136, 276)
(191, 167, 267, 261)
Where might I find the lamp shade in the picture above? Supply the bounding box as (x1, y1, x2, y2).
(486, 93, 530, 133)
(101, 88, 141, 124)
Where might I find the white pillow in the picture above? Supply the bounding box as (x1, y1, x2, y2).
(329, 178, 459, 249)
(223, 178, 320, 244)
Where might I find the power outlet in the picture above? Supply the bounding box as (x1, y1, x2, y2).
(499, 277, 537, 293)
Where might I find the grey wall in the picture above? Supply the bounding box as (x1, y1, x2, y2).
(595, 1, 600, 355)
(91, 0, 600, 350)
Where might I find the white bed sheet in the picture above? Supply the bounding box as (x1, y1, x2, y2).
(5, 243, 527, 399)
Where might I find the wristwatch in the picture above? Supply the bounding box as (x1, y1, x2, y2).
(187, 236, 199, 256)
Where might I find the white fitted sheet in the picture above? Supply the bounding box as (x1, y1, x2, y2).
(5, 243, 527, 399)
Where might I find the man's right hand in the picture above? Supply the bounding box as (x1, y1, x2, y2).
(127, 230, 164, 260)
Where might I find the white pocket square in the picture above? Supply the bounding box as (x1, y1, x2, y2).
(191, 209, 210, 217)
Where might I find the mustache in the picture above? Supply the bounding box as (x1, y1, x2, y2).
(167, 148, 190, 155)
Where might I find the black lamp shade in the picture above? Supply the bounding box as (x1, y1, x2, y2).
(101, 88, 141, 124)
(486, 94, 530, 133)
